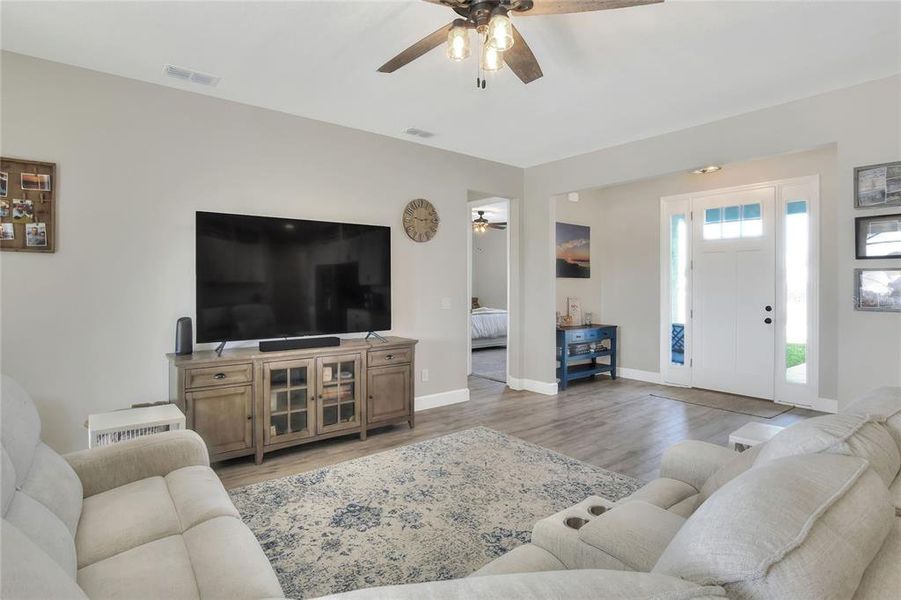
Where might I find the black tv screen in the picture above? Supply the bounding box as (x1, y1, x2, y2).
(196, 211, 391, 343)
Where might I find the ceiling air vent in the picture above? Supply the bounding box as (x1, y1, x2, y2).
(403, 127, 435, 139)
(164, 64, 221, 87)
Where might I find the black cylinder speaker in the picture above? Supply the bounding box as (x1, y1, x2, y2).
(175, 317, 193, 355)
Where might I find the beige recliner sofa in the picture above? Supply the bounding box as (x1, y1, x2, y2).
(0, 375, 283, 600)
(318, 387, 901, 599)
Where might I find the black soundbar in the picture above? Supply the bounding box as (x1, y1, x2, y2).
(259, 337, 341, 352)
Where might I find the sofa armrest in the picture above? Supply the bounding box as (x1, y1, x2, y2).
(64, 430, 209, 497)
(578, 501, 686, 571)
(659, 440, 738, 491)
(314, 570, 726, 599)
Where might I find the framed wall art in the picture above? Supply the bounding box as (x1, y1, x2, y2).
(854, 268, 901, 312)
(0, 157, 57, 253)
(854, 161, 901, 209)
(556, 222, 590, 278)
(855, 213, 901, 259)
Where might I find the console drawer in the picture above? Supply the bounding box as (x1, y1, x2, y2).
(185, 363, 253, 389)
(368, 347, 412, 367)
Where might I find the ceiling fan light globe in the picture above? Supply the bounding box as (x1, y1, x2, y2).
(487, 12, 514, 52)
(446, 25, 471, 61)
(480, 43, 504, 72)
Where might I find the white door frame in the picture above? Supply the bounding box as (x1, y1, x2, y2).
(466, 197, 510, 384)
(659, 175, 820, 407)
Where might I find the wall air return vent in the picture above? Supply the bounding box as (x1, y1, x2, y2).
(164, 64, 221, 87)
(402, 127, 435, 139)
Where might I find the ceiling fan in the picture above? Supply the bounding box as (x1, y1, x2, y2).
(473, 210, 507, 233)
(378, 0, 663, 87)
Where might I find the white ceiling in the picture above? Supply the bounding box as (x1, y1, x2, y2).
(2, 1, 899, 167)
(471, 198, 509, 222)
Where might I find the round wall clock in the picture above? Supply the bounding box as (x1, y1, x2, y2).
(402, 198, 439, 243)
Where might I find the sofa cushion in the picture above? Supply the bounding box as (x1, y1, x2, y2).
(621, 477, 697, 511)
(578, 501, 685, 571)
(530, 496, 631, 571)
(20, 442, 83, 535)
(1, 519, 87, 600)
(1, 448, 15, 517)
(1, 375, 42, 488)
(853, 517, 901, 600)
(165, 465, 239, 529)
(654, 454, 894, 600)
(76, 476, 181, 568)
(754, 414, 901, 486)
(471, 544, 566, 577)
(316, 570, 727, 600)
(699, 444, 762, 503)
(5, 492, 77, 577)
(843, 386, 901, 448)
(182, 516, 284, 600)
(77, 534, 199, 600)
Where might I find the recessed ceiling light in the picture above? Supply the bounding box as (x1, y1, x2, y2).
(692, 165, 722, 175)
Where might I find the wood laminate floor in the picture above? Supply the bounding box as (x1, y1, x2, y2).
(215, 376, 821, 490)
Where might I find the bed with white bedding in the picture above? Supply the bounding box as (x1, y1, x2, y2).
(471, 307, 507, 348)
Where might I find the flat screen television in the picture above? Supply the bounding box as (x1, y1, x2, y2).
(196, 211, 391, 343)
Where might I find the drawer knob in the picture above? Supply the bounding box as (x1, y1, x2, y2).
(385, 354, 394, 360)
(246, 415, 252, 421)
(213, 373, 226, 380)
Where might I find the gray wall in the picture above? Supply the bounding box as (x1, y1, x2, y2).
(472, 227, 507, 310)
(561, 147, 838, 397)
(0, 52, 523, 453)
(522, 75, 900, 407)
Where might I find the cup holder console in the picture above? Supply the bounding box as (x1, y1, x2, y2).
(588, 505, 607, 516)
(564, 517, 588, 530)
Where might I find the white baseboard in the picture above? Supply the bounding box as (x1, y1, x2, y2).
(508, 377, 558, 395)
(617, 368, 662, 384)
(414, 388, 470, 412)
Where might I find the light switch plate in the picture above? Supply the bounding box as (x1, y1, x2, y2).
(421, 369, 430, 382)
(441, 297, 452, 310)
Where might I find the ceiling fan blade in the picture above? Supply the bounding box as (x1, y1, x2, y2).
(516, 0, 663, 16)
(378, 22, 453, 73)
(488, 223, 507, 230)
(504, 25, 543, 84)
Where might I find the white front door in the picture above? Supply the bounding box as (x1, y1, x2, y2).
(691, 187, 776, 399)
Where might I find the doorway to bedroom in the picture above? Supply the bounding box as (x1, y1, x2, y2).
(468, 197, 509, 383)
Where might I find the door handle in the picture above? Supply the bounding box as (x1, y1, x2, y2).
(764, 317, 773, 324)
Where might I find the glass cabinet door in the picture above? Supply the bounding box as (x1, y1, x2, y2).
(264, 359, 315, 445)
(317, 353, 361, 434)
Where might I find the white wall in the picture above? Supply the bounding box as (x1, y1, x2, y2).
(471, 227, 507, 310)
(522, 75, 900, 408)
(565, 147, 838, 395)
(554, 197, 603, 321)
(0, 52, 522, 453)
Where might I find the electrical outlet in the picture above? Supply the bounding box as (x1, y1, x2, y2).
(421, 369, 430, 382)
(441, 297, 452, 310)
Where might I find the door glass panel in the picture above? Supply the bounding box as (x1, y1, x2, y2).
(339, 402, 356, 423)
(321, 385, 339, 405)
(704, 208, 722, 239)
(785, 200, 808, 384)
(323, 404, 338, 427)
(270, 368, 288, 389)
(289, 411, 308, 434)
(722, 205, 741, 239)
(289, 367, 307, 386)
(271, 414, 288, 437)
(322, 362, 339, 384)
(289, 388, 307, 407)
(669, 214, 688, 365)
(271, 391, 288, 414)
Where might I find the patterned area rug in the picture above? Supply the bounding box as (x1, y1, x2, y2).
(229, 427, 641, 599)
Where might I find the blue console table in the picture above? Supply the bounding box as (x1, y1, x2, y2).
(556, 324, 618, 391)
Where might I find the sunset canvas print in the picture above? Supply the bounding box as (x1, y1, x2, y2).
(556, 222, 590, 278)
